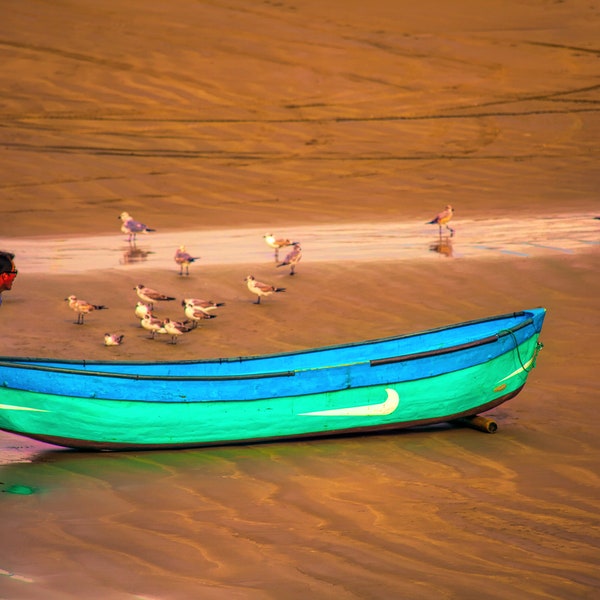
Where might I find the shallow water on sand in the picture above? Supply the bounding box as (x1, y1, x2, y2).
(8, 212, 599, 274)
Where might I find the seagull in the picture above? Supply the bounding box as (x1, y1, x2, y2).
(163, 318, 194, 344)
(276, 243, 302, 275)
(183, 302, 216, 327)
(174, 245, 201, 276)
(426, 205, 455, 237)
(134, 301, 152, 320)
(134, 284, 176, 310)
(244, 275, 286, 305)
(65, 295, 107, 325)
(140, 314, 167, 339)
(263, 233, 298, 260)
(119, 212, 156, 243)
(182, 298, 225, 315)
(104, 333, 125, 346)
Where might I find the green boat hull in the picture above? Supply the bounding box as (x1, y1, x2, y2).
(0, 334, 540, 450)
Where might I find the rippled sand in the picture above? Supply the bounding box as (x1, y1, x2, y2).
(0, 1, 599, 598)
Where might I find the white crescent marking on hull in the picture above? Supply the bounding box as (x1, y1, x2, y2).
(300, 388, 399, 417)
(0, 404, 49, 413)
(498, 356, 535, 383)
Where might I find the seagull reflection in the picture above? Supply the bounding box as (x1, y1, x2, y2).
(429, 237, 453, 258)
(120, 245, 153, 265)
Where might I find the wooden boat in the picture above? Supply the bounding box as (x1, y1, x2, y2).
(0, 308, 545, 451)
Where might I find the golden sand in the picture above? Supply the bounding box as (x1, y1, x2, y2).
(0, 1, 598, 598)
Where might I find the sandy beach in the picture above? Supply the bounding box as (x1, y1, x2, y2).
(1, 1, 599, 598)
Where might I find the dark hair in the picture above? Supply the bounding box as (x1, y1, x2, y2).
(0, 251, 16, 274)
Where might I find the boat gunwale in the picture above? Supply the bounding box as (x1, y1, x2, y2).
(0, 314, 539, 383)
(370, 318, 533, 366)
(0, 309, 536, 368)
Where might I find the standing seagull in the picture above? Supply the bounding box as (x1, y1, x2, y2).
(134, 301, 152, 320)
(426, 205, 455, 237)
(104, 333, 125, 346)
(134, 284, 176, 311)
(163, 318, 194, 344)
(140, 314, 167, 339)
(182, 298, 225, 315)
(174, 245, 200, 276)
(182, 302, 216, 327)
(244, 275, 286, 305)
(276, 243, 302, 275)
(263, 233, 298, 261)
(65, 295, 108, 325)
(119, 212, 156, 243)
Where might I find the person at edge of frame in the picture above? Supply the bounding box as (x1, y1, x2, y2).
(0, 251, 18, 307)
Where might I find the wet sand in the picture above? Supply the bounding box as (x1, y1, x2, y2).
(1, 1, 599, 598)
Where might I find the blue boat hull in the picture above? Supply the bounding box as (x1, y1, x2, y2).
(0, 309, 546, 450)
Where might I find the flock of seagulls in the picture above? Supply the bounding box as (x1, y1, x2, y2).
(131, 286, 206, 344)
(64, 213, 309, 346)
(68, 207, 454, 346)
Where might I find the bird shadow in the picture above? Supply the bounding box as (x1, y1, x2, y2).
(429, 236, 454, 258)
(119, 244, 154, 265)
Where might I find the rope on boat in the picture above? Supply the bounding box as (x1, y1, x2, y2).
(501, 329, 544, 372)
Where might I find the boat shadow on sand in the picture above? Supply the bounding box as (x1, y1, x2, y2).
(0, 417, 499, 488)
